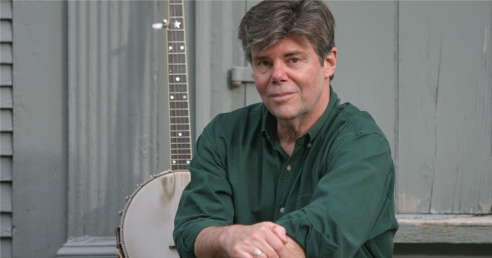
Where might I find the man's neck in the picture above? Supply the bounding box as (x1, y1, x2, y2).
(276, 88, 330, 156)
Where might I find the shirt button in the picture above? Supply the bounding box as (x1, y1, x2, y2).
(280, 207, 285, 213)
(307, 143, 312, 148)
(286, 165, 292, 171)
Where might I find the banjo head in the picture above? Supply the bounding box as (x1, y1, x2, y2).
(119, 170, 191, 258)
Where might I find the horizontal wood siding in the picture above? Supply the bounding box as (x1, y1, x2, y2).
(1, 1, 13, 257)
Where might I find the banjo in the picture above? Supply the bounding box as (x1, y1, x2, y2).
(116, 0, 192, 257)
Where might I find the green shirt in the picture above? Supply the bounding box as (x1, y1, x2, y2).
(173, 88, 398, 258)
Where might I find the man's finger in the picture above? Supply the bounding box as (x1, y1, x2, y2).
(269, 223, 288, 244)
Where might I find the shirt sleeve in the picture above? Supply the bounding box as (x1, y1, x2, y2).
(275, 132, 396, 258)
(173, 120, 234, 258)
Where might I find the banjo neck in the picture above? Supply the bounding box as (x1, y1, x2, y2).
(167, 0, 192, 171)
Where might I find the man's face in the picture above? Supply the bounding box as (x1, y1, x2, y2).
(251, 35, 336, 123)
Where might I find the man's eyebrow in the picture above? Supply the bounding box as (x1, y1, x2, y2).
(252, 55, 269, 62)
(252, 50, 307, 62)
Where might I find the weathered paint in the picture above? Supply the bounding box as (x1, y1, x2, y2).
(194, 0, 247, 136)
(0, 182, 11, 212)
(398, 1, 492, 214)
(0, 0, 12, 19)
(0, 133, 12, 155)
(0, 157, 12, 181)
(395, 214, 492, 244)
(67, 0, 164, 237)
(0, 20, 12, 42)
(0, 88, 12, 108)
(0, 65, 12, 85)
(0, 44, 12, 63)
(12, 1, 68, 257)
(0, 110, 12, 131)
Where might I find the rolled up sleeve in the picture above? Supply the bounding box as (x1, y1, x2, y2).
(276, 133, 395, 258)
(173, 122, 234, 258)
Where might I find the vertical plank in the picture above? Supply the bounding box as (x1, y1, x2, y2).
(398, 1, 492, 213)
(67, 0, 168, 237)
(12, 1, 68, 257)
(326, 0, 398, 162)
(194, 0, 246, 136)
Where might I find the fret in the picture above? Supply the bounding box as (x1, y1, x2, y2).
(171, 145, 192, 150)
(167, 0, 191, 170)
(167, 54, 186, 64)
(170, 5, 183, 17)
(171, 138, 191, 143)
(169, 75, 187, 84)
(171, 156, 193, 160)
(167, 31, 185, 41)
(168, 43, 186, 54)
(169, 65, 186, 74)
(171, 125, 190, 130)
(171, 135, 191, 140)
(172, 165, 190, 170)
(171, 149, 191, 155)
(169, 102, 188, 109)
(170, 110, 189, 116)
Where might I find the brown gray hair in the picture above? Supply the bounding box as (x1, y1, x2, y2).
(238, 0, 335, 80)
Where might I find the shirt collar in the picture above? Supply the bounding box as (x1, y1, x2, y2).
(261, 86, 339, 145)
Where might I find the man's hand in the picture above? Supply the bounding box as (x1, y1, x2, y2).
(194, 222, 305, 258)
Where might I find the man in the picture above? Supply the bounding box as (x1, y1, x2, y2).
(173, 0, 398, 257)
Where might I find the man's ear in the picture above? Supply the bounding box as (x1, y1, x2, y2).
(324, 47, 337, 79)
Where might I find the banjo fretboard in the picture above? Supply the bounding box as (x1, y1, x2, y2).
(167, 0, 192, 171)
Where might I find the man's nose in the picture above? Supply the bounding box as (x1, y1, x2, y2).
(270, 62, 288, 85)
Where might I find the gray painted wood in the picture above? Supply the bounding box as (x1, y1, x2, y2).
(326, 0, 398, 163)
(0, 65, 11, 85)
(1, 213, 12, 237)
(0, 0, 12, 19)
(0, 110, 12, 131)
(0, 44, 12, 63)
(1, 182, 11, 212)
(0, 20, 12, 42)
(0, 132, 11, 155)
(56, 237, 117, 258)
(12, 1, 68, 257)
(398, 1, 492, 214)
(394, 243, 492, 258)
(0, 157, 12, 181)
(395, 214, 492, 243)
(0, 87, 12, 108)
(194, 0, 246, 136)
(66, 0, 172, 238)
(1, 239, 11, 258)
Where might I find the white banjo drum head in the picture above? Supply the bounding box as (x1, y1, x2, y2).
(119, 171, 190, 258)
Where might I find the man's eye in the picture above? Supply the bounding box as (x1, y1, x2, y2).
(259, 61, 269, 66)
(291, 58, 299, 63)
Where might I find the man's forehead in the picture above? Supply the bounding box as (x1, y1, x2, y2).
(251, 35, 313, 59)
